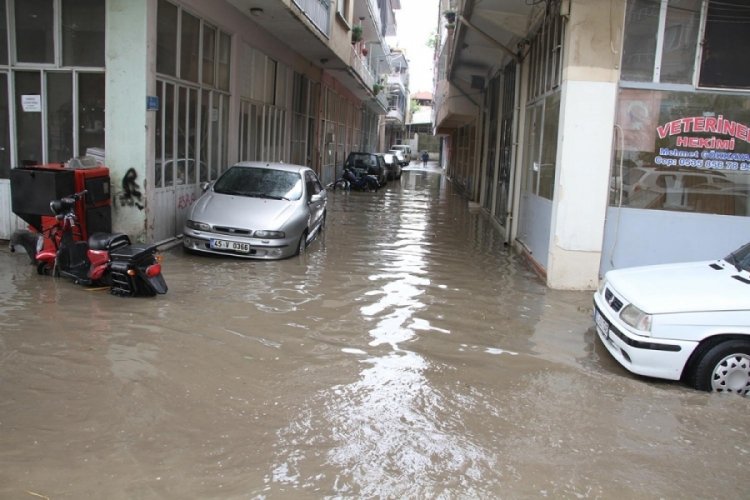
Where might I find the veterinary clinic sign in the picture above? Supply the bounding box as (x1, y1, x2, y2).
(654, 114, 750, 171)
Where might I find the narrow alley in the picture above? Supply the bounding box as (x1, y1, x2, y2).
(0, 166, 748, 498)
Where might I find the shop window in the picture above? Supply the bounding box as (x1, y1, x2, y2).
(199, 88, 209, 181)
(47, 72, 73, 162)
(621, 0, 749, 89)
(78, 72, 104, 156)
(525, 0, 563, 101)
(622, 0, 701, 84)
(155, 81, 163, 187)
(15, 71, 42, 165)
(218, 32, 231, 91)
(15, 0, 54, 64)
(180, 11, 200, 83)
(0, 74, 9, 178)
(699, 0, 750, 89)
(539, 93, 560, 200)
(62, 0, 105, 67)
(0, 1, 7, 66)
(612, 88, 750, 216)
(187, 88, 198, 182)
(522, 92, 560, 201)
(202, 25, 216, 86)
(156, 0, 178, 76)
(265, 59, 277, 105)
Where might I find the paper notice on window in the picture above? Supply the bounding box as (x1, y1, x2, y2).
(21, 95, 41, 112)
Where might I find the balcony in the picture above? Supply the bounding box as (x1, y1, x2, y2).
(386, 107, 404, 124)
(291, 0, 331, 37)
(386, 72, 407, 93)
(350, 45, 376, 91)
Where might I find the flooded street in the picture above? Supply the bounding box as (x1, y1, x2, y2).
(1, 165, 749, 499)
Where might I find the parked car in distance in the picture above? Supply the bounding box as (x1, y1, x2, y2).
(183, 162, 327, 259)
(388, 149, 408, 168)
(391, 144, 412, 161)
(382, 153, 402, 181)
(344, 152, 387, 187)
(593, 241, 750, 395)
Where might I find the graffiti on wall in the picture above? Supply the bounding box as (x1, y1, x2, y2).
(118, 168, 144, 210)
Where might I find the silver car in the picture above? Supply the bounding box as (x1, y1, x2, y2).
(183, 162, 327, 259)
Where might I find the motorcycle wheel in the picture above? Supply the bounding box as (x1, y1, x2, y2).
(36, 261, 54, 275)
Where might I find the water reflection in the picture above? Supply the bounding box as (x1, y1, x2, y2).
(2, 167, 747, 499)
(267, 171, 503, 496)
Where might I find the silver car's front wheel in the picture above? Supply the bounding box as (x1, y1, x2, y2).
(296, 231, 308, 256)
(692, 340, 750, 395)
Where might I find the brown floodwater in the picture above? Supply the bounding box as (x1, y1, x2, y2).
(1, 165, 748, 499)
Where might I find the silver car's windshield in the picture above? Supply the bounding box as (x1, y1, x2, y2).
(214, 166, 303, 201)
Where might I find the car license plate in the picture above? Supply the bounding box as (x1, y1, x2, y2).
(210, 239, 250, 253)
(594, 309, 610, 338)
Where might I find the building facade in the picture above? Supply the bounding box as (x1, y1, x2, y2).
(0, 0, 403, 243)
(434, 0, 750, 289)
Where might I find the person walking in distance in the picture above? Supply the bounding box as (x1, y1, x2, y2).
(421, 150, 429, 167)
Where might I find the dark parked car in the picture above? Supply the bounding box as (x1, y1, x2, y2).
(343, 152, 387, 187)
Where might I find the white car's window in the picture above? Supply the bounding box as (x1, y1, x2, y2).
(727, 243, 750, 272)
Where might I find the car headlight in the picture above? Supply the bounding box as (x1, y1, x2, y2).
(619, 304, 652, 335)
(597, 278, 607, 296)
(254, 230, 285, 239)
(186, 220, 211, 231)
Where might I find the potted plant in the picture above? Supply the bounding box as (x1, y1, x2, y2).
(351, 25, 363, 44)
(443, 10, 456, 24)
(446, 22, 455, 30)
(373, 83, 383, 95)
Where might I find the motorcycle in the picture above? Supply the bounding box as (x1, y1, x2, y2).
(331, 167, 380, 192)
(21, 190, 167, 297)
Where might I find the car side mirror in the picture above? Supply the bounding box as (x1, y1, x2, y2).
(200, 181, 211, 192)
(310, 192, 324, 203)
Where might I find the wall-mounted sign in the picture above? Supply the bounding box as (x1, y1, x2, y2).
(146, 95, 159, 111)
(654, 114, 750, 171)
(21, 95, 41, 112)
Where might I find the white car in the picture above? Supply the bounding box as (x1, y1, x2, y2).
(593, 242, 750, 395)
(390, 144, 412, 161)
(388, 149, 408, 167)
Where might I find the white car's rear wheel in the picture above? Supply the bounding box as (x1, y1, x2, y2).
(693, 340, 750, 395)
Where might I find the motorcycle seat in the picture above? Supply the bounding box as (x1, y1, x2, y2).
(88, 232, 131, 251)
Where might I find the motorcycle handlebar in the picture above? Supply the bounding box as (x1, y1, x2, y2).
(50, 190, 88, 217)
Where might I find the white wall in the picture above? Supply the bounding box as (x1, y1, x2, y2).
(600, 207, 750, 275)
(547, 80, 617, 289)
(105, 0, 153, 241)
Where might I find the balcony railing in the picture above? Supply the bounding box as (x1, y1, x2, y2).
(350, 45, 376, 90)
(375, 92, 388, 110)
(387, 73, 408, 92)
(292, 0, 331, 37)
(386, 107, 405, 123)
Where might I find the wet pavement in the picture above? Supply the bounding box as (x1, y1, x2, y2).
(1, 163, 748, 499)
